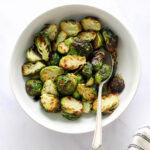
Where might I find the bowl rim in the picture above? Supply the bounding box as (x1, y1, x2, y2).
(10, 4, 141, 134)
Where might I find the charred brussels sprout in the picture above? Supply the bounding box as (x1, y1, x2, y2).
(61, 96, 83, 120)
(35, 32, 51, 61)
(42, 24, 58, 41)
(48, 52, 60, 66)
(86, 77, 94, 87)
(78, 31, 96, 42)
(108, 75, 125, 94)
(102, 28, 118, 52)
(81, 17, 101, 31)
(60, 20, 82, 36)
(73, 90, 81, 99)
(22, 61, 46, 76)
(82, 62, 93, 78)
(57, 73, 77, 95)
(57, 41, 69, 54)
(95, 64, 111, 84)
(26, 79, 42, 96)
(76, 74, 85, 84)
(72, 39, 93, 57)
(93, 32, 104, 49)
(59, 55, 86, 70)
(83, 101, 92, 114)
(41, 94, 59, 112)
(40, 66, 64, 82)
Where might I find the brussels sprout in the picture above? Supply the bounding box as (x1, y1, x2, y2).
(81, 17, 101, 31)
(95, 64, 111, 84)
(26, 79, 43, 96)
(26, 46, 42, 62)
(93, 32, 104, 49)
(57, 73, 77, 95)
(64, 37, 74, 46)
(22, 61, 46, 76)
(86, 77, 94, 87)
(72, 39, 93, 57)
(40, 66, 64, 82)
(102, 28, 118, 52)
(41, 94, 59, 112)
(42, 80, 58, 96)
(59, 55, 86, 70)
(82, 62, 93, 78)
(61, 96, 83, 120)
(73, 90, 81, 99)
(31, 72, 40, 79)
(76, 73, 85, 84)
(78, 31, 96, 42)
(108, 75, 125, 94)
(83, 101, 92, 114)
(77, 84, 97, 101)
(35, 32, 51, 61)
(48, 52, 60, 66)
(60, 20, 82, 36)
(92, 94, 119, 113)
(67, 46, 78, 55)
(42, 24, 58, 41)
(57, 41, 69, 54)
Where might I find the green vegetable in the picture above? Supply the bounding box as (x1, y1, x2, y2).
(83, 101, 92, 114)
(73, 90, 81, 99)
(86, 77, 94, 87)
(67, 46, 78, 55)
(82, 62, 93, 78)
(57, 41, 69, 54)
(48, 52, 60, 66)
(78, 31, 96, 42)
(76, 74, 85, 84)
(102, 84, 108, 96)
(93, 32, 104, 49)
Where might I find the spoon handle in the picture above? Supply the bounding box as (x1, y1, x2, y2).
(92, 83, 103, 149)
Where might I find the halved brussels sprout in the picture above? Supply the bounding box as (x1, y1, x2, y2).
(93, 32, 104, 49)
(83, 101, 92, 114)
(57, 73, 77, 95)
(86, 77, 94, 87)
(22, 61, 46, 76)
(78, 31, 96, 42)
(35, 32, 51, 61)
(81, 17, 101, 31)
(59, 55, 86, 70)
(41, 94, 59, 112)
(26, 46, 42, 62)
(77, 84, 97, 101)
(73, 90, 81, 100)
(92, 94, 119, 113)
(26, 79, 43, 96)
(102, 28, 118, 52)
(42, 80, 58, 96)
(48, 52, 60, 66)
(60, 20, 82, 36)
(57, 41, 69, 54)
(95, 64, 111, 84)
(67, 46, 78, 55)
(82, 62, 93, 78)
(40, 66, 64, 82)
(42, 24, 58, 41)
(61, 96, 83, 120)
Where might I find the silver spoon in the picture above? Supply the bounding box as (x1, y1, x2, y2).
(92, 51, 113, 149)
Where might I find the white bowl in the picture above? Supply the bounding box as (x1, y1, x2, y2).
(10, 4, 140, 134)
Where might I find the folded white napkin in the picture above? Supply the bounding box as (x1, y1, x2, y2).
(128, 126, 150, 150)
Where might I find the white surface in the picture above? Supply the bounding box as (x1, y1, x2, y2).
(0, 0, 150, 149)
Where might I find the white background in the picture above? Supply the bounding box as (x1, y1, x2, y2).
(0, 0, 150, 149)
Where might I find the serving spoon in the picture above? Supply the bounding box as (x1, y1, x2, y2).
(92, 51, 113, 149)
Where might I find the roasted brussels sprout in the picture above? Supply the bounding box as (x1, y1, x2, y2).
(41, 94, 59, 112)
(102, 28, 118, 52)
(35, 32, 51, 61)
(22, 61, 46, 76)
(82, 62, 93, 78)
(86, 77, 94, 87)
(92, 94, 119, 113)
(83, 101, 92, 114)
(60, 20, 82, 36)
(61, 96, 83, 120)
(93, 32, 104, 49)
(42, 80, 58, 96)
(108, 75, 125, 94)
(57, 41, 69, 54)
(77, 84, 97, 101)
(48, 52, 60, 66)
(42, 24, 58, 41)
(31, 72, 40, 79)
(73, 90, 81, 99)
(72, 39, 93, 57)
(59, 55, 86, 70)
(81, 17, 101, 31)
(67, 46, 78, 55)
(26, 46, 42, 62)
(40, 66, 64, 82)
(78, 31, 96, 42)
(95, 64, 111, 84)
(57, 73, 77, 95)
(76, 73, 85, 84)
(26, 79, 43, 96)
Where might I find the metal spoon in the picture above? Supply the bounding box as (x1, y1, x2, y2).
(92, 51, 113, 149)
